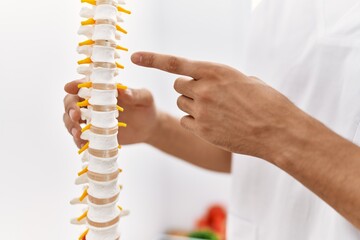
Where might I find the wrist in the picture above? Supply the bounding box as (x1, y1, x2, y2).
(143, 110, 168, 145)
(269, 111, 338, 171)
(261, 108, 318, 166)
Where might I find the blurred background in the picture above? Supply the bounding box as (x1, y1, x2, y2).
(0, 0, 243, 239)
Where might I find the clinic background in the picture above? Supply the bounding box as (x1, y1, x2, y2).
(0, 0, 245, 239)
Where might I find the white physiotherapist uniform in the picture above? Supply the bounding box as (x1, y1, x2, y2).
(228, 0, 360, 239)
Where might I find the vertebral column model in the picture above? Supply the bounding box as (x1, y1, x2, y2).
(70, 0, 131, 239)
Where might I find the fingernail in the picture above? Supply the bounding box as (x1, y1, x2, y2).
(131, 53, 142, 64)
(69, 109, 76, 121)
(71, 128, 78, 138)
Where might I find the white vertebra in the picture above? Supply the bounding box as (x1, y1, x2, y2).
(72, 1, 130, 239)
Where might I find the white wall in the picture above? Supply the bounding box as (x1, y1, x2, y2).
(0, 0, 238, 239)
(153, 0, 240, 231)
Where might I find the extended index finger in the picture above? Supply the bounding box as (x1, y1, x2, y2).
(131, 52, 204, 79)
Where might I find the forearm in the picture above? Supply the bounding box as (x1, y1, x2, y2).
(271, 112, 360, 229)
(146, 111, 232, 173)
(129, 50, 360, 227)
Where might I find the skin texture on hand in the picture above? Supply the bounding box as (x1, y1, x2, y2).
(130, 51, 303, 161)
(63, 79, 231, 172)
(131, 51, 360, 229)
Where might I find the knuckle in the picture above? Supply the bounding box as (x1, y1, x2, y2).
(219, 65, 237, 79)
(204, 64, 230, 79)
(196, 65, 207, 76)
(141, 88, 154, 103)
(173, 78, 181, 92)
(64, 94, 79, 111)
(131, 88, 139, 100)
(197, 87, 212, 101)
(203, 64, 219, 76)
(180, 117, 189, 128)
(63, 94, 70, 105)
(178, 96, 189, 110)
(215, 64, 229, 74)
(166, 57, 180, 73)
(173, 78, 184, 93)
(176, 97, 182, 108)
(145, 54, 155, 66)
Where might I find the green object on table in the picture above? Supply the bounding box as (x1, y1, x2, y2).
(188, 231, 218, 240)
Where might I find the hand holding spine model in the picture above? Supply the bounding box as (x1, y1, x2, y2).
(70, 0, 131, 239)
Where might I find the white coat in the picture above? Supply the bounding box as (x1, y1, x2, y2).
(228, 0, 360, 239)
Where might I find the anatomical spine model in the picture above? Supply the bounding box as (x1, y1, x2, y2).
(70, 0, 131, 239)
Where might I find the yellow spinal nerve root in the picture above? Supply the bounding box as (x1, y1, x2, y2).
(78, 82, 93, 89)
(77, 99, 89, 107)
(78, 57, 93, 65)
(72, 0, 132, 238)
(78, 229, 89, 240)
(118, 122, 127, 128)
(117, 105, 124, 112)
(116, 83, 128, 90)
(117, 6, 132, 14)
(78, 166, 89, 176)
(79, 39, 95, 46)
(78, 142, 89, 155)
(81, 18, 96, 26)
(77, 210, 89, 222)
(79, 188, 88, 202)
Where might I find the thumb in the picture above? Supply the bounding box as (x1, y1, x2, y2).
(118, 88, 154, 107)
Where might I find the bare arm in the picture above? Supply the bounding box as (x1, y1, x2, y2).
(131, 51, 360, 229)
(274, 114, 360, 229)
(146, 111, 232, 173)
(63, 80, 231, 173)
